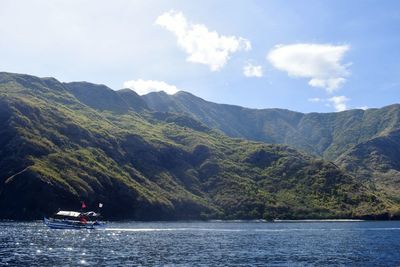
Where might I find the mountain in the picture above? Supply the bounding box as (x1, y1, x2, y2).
(0, 72, 394, 220)
(141, 91, 400, 201)
(336, 129, 400, 199)
(142, 91, 400, 160)
(116, 89, 149, 112)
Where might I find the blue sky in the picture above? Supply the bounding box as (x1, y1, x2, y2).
(0, 0, 399, 112)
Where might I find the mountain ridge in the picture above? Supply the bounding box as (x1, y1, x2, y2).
(137, 89, 400, 202)
(140, 89, 400, 159)
(0, 71, 396, 220)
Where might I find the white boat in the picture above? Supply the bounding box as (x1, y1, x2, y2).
(44, 210, 106, 229)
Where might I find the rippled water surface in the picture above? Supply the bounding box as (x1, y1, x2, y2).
(1, 220, 400, 266)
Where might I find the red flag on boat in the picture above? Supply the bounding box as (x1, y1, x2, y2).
(81, 201, 86, 209)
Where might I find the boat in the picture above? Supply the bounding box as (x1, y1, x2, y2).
(44, 210, 106, 229)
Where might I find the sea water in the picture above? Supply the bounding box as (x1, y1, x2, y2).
(1, 220, 400, 266)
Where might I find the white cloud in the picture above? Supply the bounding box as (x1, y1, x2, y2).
(328, 96, 349, 111)
(123, 79, 179, 95)
(243, 63, 263, 77)
(308, 96, 350, 111)
(267, 43, 350, 93)
(156, 10, 251, 71)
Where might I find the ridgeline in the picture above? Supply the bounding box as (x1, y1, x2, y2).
(0, 72, 398, 220)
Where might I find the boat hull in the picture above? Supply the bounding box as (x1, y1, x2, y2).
(43, 217, 105, 230)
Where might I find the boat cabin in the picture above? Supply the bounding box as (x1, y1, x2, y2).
(53, 210, 100, 222)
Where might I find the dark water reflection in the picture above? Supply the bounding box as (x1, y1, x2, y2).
(1, 221, 400, 266)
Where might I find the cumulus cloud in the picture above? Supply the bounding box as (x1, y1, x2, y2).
(328, 96, 349, 111)
(156, 10, 251, 71)
(123, 79, 179, 95)
(308, 96, 350, 111)
(243, 63, 263, 77)
(267, 43, 350, 93)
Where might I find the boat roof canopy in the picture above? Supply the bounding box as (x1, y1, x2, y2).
(56, 211, 81, 217)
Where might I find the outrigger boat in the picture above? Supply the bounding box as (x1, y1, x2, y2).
(44, 210, 106, 229)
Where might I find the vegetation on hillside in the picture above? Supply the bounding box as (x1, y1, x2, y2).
(0, 72, 398, 220)
(142, 91, 400, 160)
(142, 91, 400, 205)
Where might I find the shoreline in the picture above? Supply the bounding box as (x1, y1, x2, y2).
(2, 218, 399, 223)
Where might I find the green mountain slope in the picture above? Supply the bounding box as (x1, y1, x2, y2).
(141, 91, 400, 202)
(142, 91, 400, 160)
(0, 72, 394, 220)
(336, 129, 400, 201)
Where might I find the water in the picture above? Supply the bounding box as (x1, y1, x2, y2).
(1, 220, 400, 266)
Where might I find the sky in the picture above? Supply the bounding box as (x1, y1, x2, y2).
(0, 0, 399, 113)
